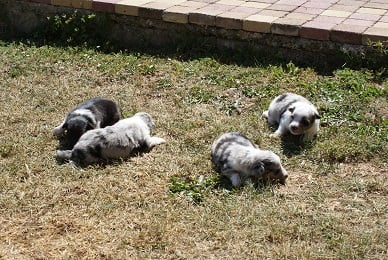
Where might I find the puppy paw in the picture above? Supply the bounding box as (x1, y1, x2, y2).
(56, 150, 72, 161)
(262, 110, 269, 119)
(148, 137, 166, 147)
(269, 133, 282, 139)
(53, 126, 65, 136)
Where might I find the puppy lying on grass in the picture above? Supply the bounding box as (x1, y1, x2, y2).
(211, 132, 288, 188)
(54, 97, 121, 147)
(56, 112, 165, 166)
(262, 93, 320, 142)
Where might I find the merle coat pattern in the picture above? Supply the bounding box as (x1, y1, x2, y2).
(262, 93, 320, 142)
(211, 132, 288, 187)
(56, 112, 165, 166)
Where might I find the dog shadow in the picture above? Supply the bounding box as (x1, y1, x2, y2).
(215, 175, 285, 191)
(280, 133, 315, 157)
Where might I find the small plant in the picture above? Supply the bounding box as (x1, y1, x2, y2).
(37, 11, 111, 49)
(169, 175, 217, 204)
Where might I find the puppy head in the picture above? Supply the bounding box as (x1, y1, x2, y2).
(260, 152, 288, 184)
(288, 103, 320, 136)
(134, 112, 155, 131)
(70, 147, 95, 166)
(65, 116, 95, 142)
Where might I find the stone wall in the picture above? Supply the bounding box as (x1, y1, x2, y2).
(0, 0, 384, 70)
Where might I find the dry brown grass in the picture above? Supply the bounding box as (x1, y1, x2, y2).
(0, 43, 387, 259)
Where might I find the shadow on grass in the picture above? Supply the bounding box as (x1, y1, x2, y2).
(1, 10, 386, 79)
(280, 134, 316, 157)
(215, 175, 286, 191)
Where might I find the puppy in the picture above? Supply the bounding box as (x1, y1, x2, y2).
(211, 132, 288, 187)
(262, 93, 320, 141)
(53, 97, 121, 146)
(56, 112, 165, 166)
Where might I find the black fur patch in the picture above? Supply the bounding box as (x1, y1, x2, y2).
(275, 93, 289, 103)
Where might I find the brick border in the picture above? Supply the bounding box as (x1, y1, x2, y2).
(3, 0, 388, 47)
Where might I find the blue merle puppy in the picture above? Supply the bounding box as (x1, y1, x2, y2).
(262, 93, 320, 142)
(53, 97, 121, 147)
(56, 112, 165, 166)
(211, 132, 288, 187)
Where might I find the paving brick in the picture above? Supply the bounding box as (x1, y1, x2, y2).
(141, 1, 177, 10)
(337, 0, 366, 7)
(357, 7, 386, 15)
(374, 22, 388, 29)
(343, 18, 376, 27)
(216, 12, 248, 29)
(295, 6, 324, 15)
(349, 12, 382, 22)
(272, 17, 304, 36)
(285, 12, 315, 21)
(331, 24, 366, 44)
(215, 0, 245, 6)
(364, 2, 388, 10)
(321, 10, 352, 18)
(302, 1, 334, 9)
(240, 2, 270, 9)
(369, 0, 388, 3)
(268, 4, 298, 12)
(329, 4, 360, 12)
(276, 0, 307, 5)
(248, 0, 277, 3)
(243, 14, 277, 33)
(179, 1, 209, 8)
(380, 15, 388, 23)
(93, 0, 121, 13)
(300, 21, 333, 40)
(156, 0, 187, 4)
(163, 6, 193, 23)
(194, 0, 218, 3)
(189, 4, 233, 26)
(230, 6, 261, 16)
(314, 15, 345, 24)
(362, 26, 388, 46)
(116, 0, 151, 16)
(71, 0, 92, 9)
(139, 2, 175, 20)
(258, 9, 288, 18)
(52, 0, 72, 7)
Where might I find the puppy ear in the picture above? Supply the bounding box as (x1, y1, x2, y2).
(86, 121, 95, 131)
(288, 106, 295, 113)
(255, 161, 265, 174)
(315, 113, 321, 120)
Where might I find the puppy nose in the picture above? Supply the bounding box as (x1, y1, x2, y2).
(291, 125, 298, 131)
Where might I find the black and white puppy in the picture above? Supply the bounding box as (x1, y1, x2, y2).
(262, 93, 320, 142)
(56, 112, 165, 166)
(53, 97, 121, 146)
(211, 132, 288, 187)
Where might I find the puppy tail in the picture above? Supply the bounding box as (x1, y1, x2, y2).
(56, 149, 73, 161)
(262, 110, 269, 119)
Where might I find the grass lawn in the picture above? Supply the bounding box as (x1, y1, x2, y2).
(0, 40, 387, 258)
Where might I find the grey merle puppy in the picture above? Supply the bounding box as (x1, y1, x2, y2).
(211, 132, 288, 187)
(56, 112, 165, 166)
(53, 97, 121, 147)
(262, 93, 320, 142)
